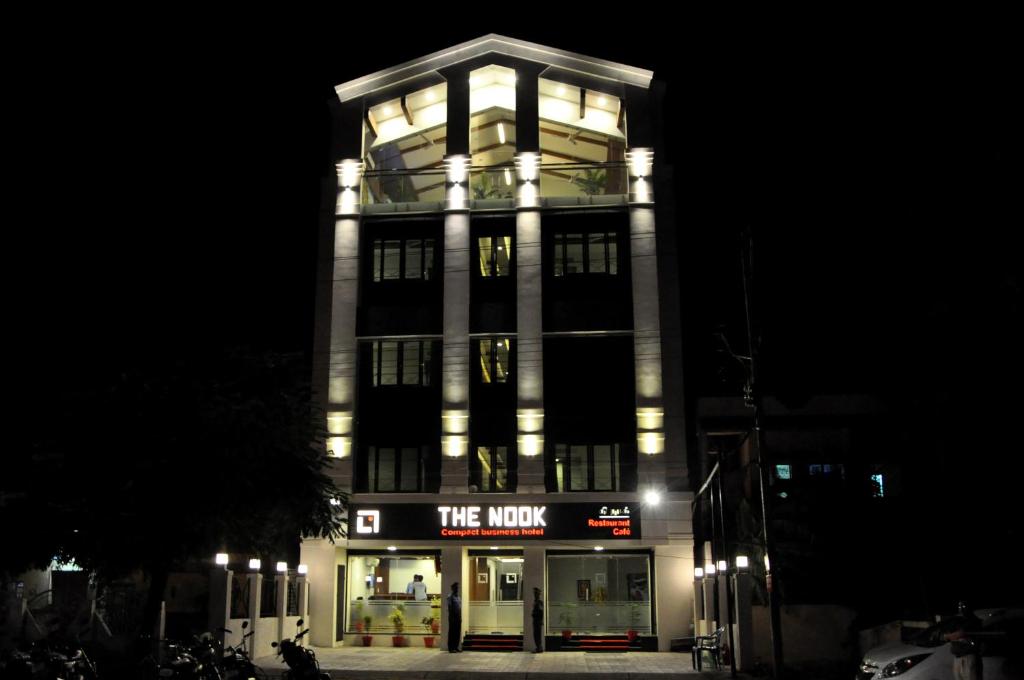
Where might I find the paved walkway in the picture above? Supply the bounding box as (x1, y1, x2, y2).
(255, 647, 744, 679)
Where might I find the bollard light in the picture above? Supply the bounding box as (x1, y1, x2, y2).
(215, 553, 229, 566)
(277, 562, 288, 573)
(249, 558, 261, 571)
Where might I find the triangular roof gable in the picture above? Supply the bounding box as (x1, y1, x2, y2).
(335, 34, 653, 103)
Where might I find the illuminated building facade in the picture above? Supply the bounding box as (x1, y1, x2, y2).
(302, 34, 692, 652)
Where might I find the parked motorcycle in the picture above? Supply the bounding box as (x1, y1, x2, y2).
(271, 619, 329, 680)
(218, 620, 265, 680)
(0, 637, 99, 680)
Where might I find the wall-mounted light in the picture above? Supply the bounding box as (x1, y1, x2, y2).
(249, 559, 261, 571)
(694, 567, 704, 580)
(337, 159, 362, 189)
(387, 546, 397, 552)
(735, 555, 749, 570)
(490, 546, 499, 551)
(297, 564, 308, 575)
(503, 168, 512, 186)
(215, 553, 229, 566)
(594, 546, 604, 552)
(626, 148, 653, 179)
(644, 489, 662, 506)
(277, 562, 288, 573)
(497, 122, 506, 145)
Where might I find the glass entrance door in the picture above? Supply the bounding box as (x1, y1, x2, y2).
(467, 552, 523, 634)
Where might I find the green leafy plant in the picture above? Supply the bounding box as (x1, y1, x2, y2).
(571, 168, 607, 196)
(389, 604, 406, 634)
(472, 171, 513, 199)
(363, 614, 373, 631)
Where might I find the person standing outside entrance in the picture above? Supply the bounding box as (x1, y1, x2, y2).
(406, 574, 428, 600)
(945, 603, 982, 680)
(531, 587, 544, 653)
(447, 582, 462, 652)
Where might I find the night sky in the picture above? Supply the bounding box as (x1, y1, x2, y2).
(19, 17, 1020, 552)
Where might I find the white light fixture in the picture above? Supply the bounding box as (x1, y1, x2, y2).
(597, 95, 607, 106)
(387, 546, 397, 552)
(297, 564, 309, 575)
(499, 557, 525, 563)
(718, 560, 727, 573)
(382, 105, 392, 116)
(644, 489, 662, 506)
(249, 559, 261, 571)
(594, 546, 604, 552)
(497, 122, 506, 145)
(503, 168, 512, 186)
(705, 562, 716, 576)
(764, 554, 771, 571)
(329, 498, 341, 506)
(425, 90, 435, 101)
(490, 546, 499, 551)
(277, 561, 288, 573)
(736, 555, 749, 570)
(557, 85, 566, 96)
(376, 576, 383, 582)
(215, 553, 229, 566)
(694, 567, 704, 579)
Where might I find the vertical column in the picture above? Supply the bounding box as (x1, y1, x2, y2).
(440, 546, 467, 649)
(247, 573, 263, 654)
(515, 152, 544, 491)
(653, 545, 693, 651)
(733, 568, 755, 671)
(326, 160, 362, 491)
(521, 546, 545, 651)
(441, 156, 470, 489)
(627, 149, 664, 490)
(275, 571, 288, 646)
(207, 568, 231, 647)
(301, 538, 338, 648)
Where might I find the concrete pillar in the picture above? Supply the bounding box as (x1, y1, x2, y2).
(441, 156, 470, 489)
(207, 569, 232, 647)
(275, 573, 288, 645)
(326, 182, 360, 491)
(654, 545, 693, 651)
(516, 200, 544, 491)
(521, 546, 545, 650)
(296, 576, 309, 620)
(733, 571, 755, 671)
(247, 573, 262, 653)
(440, 546, 468, 648)
(301, 538, 337, 648)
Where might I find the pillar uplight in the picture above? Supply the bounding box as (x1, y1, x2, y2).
(249, 559, 261, 571)
(694, 567, 704, 580)
(736, 555, 749, 570)
(215, 553, 229, 566)
(297, 564, 308, 575)
(276, 562, 288, 573)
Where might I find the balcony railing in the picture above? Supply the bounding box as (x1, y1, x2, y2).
(357, 162, 628, 213)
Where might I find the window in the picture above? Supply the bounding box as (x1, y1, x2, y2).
(365, 446, 426, 492)
(553, 232, 617, 276)
(470, 446, 515, 492)
(870, 473, 885, 498)
(554, 444, 620, 491)
(478, 338, 511, 384)
(370, 340, 433, 386)
(370, 237, 435, 281)
(478, 236, 512, 276)
(775, 464, 792, 480)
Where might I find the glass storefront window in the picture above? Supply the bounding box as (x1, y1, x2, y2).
(362, 83, 447, 206)
(546, 553, 652, 635)
(468, 554, 524, 634)
(470, 65, 516, 201)
(346, 554, 442, 634)
(537, 77, 627, 199)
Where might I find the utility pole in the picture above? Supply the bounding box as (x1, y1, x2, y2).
(740, 227, 784, 677)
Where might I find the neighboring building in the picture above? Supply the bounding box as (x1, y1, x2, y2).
(301, 35, 692, 652)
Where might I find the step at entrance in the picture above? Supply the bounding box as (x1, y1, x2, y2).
(462, 633, 524, 652)
(559, 634, 642, 652)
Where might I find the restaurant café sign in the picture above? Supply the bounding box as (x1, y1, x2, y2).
(349, 503, 640, 541)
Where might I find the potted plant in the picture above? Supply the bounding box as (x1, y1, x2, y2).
(626, 602, 640, 643)
(389, 604, 406, 647)
(361, 614, 373, 647)
(354, 602, 365, 633)
(420, 613, 439, 648)
(558, 609, 574, 640)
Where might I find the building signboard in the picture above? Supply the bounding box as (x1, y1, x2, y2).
(349, 502, 640, 541)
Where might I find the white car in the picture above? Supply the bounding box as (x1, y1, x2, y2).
(857, 609, 1023, 680)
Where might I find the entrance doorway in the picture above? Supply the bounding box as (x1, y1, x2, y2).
(467, 551, 523, 635)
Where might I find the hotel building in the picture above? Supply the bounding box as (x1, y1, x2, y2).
(301, 34, 694, 652)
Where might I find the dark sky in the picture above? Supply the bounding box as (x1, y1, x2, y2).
(19, 17, 1018, 414)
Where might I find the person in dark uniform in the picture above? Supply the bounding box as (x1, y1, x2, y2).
(531, 587, 544, 653)
(447, 582, 462, 652)
(945, 603, 982, 680)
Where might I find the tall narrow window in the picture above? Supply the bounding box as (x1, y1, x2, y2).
(478, 235, 512, 276)
(478, 338, 511, 384)
(370, 340, 434, 386)
(471, 446, 514, 492)
(553, 232, 618, 276)
(554, 443, 621, 491)
(371, 237, 436, 281)
(364, 446, 426, 492)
